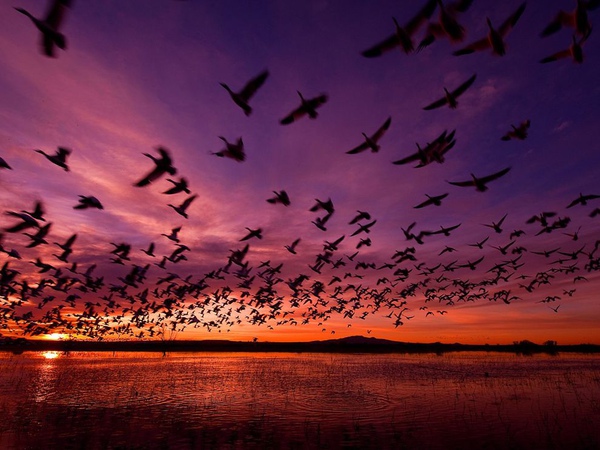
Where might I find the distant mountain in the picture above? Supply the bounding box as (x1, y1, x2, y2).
(312, 335, 401, 345)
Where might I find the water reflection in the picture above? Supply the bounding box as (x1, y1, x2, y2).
(0, 352, 598, 449)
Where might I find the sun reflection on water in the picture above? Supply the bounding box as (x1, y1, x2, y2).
(42, 351, 61, 360)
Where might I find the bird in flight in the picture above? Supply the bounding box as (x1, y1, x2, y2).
(423, 74, 476, 110)
(414, 193, 449, 209)
(14, 0, 72, 57)
(280, 91, 328, 125)
(212, 137, 245, 162)
(501, 120, 530, 141)
(35, 147, 71, 171)
(0, 157, 11, 170)
(134, 147, 176, 187)
(417, 0, 474, 51)
(266, 190, 290, 206)
(220, 70, 269, 116)
(168, 194, 197, 219)
(361, 0, 437, 56)
(163, 178, 190, 195)
(540, 32, 592, 64)
(540, 1, 597, 38)
(73, 196, 103, 210)
(447, 167, 511, 192)
(453, 3, 526, 56)
(346, 117, 392, 154)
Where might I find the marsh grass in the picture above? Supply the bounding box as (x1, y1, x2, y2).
(0, 352, 598, 449)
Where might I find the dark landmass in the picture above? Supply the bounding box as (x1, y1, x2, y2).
(1, 335, 599, 354)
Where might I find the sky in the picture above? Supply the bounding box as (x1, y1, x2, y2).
(0, 0, 599, 344)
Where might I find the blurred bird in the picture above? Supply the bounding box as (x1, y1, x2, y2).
(346, 117, 392, 154)
(0, 157, 11, 169)
(134, 147, 176, 187)
(14, 0, 72, 57)
(423, 74, 476, 110)
(220, 70, 269, 116)
(414, 193, 449, 208)
(163, 178, 190, 195)
(266, 190, 290, 206)
(285, 238, 301, 254)
(280, 91, 328, 125)
(168, 194, 197, 219)
(240, 228, 263, 241)
(540, 32, 592, 64)
(453, 3, 526, 56)
(417, 0, 474, 51)
(35, 147, 71, 171)
(447, 167, 511, 191)
(361, 0, 437, 56)
(541, 0, 598, 37)
(212, 137, 245, 162)
(73, 195, 103, 210)
(501, 120, 530, 140)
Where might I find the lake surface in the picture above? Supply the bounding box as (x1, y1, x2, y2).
(0, 351, 599, 449)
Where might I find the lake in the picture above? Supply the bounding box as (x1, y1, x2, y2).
(0, 351, 599, 449)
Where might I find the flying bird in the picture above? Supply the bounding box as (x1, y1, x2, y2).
(447, 167, 511, 192)
(168, 194, 197, 219)
(220, 70, 269, 116)
(212, 137, 245, 162)
(453, 3, 526, 56)
(35, 147, 71, 171)
(14, 0, 72, 57)
(266, 190, 290, 206)
(285, 238, 301, 254)
(240, 228, 263, 241)
(280, 91, 328, 125)
(393, 129, 456, 166)
(134, 147, 176, 187)
(417, 0, 474, 51)
(540, 1, 597, 37)
(0, 157, 11, 170)
(501, 120, 530, 141)
(73, 196, 103, 210)
(540, 32, 592, 64)
(567, 193, 600, 208)
(346, 117, 392, 154)
(414, 193, 449, 209)
(162, 178, 190, 195)
(361, 0, 437, 56)
(483, 213, 508, 233)
(423, 74, 476, 110)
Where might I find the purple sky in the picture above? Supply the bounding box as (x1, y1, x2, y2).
(1, 0, 599, 343)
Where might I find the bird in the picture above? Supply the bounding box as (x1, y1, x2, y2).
(453, 3, 526, 56)
(14, 0, 72, 57)
(73, 196, 103, 210)
(220, 70, 269, 116)
(161, 226, 182, 243)
(422, 74, 476, 110)
(35, 147, 71, 171)
(309, 198, 334, 214)
(417, 0, 474, 51)
(540, 1, 597, 38)
(414, 193, 449, 209)
(483, 213, 508, 233)
(567, 193, 600, 208)
(212, 137, 245, 162)
(4, 212, 39, 233)
(348, 211, 371, 224)
(266, 190, 290, 206)
(24, 222, 52, 248)
(240, 228, 263, 241)
(280, 91, 328, 125)
(141, 242, 155, 257)
(162, 178, 190, 195)
(346, 117, 392, 154)
(168, 194, 197, 219)
(285, 238, 301, 254)
(501, 120, 530, 141)
(540, 32, 592, 64)
(393, 129, 456, 165)
(361, 0, 437, 56)
(22, 201, 46, 222)
(134, 147, 176, 187)
(447, 167, 511, 192)
(0, 157, 11, 170)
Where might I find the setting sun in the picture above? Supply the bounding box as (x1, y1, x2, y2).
(45, 334, 67, 341)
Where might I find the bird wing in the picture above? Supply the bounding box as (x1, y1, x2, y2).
(134, 167, 164, 187)
(403, 0, 438, 35)
(423, 95, 448, 110)
(498, 3, 526, 37)
(45, 0, 70, 30)
(447, 178, 475, 187)
(479, 167, 511, 184)
(414, 198, 433, 209)
(453, 37, 490, 55)
(346, 142, 369, 154)
(361, 33, 400, 58)
(540, 11, 573, 37)
(280, 105, 306, 125)
(451, 74, 476, 97)
(239, 70, 269, 101)
(539, 49, 571, 63)
(371, 116, 392, 142)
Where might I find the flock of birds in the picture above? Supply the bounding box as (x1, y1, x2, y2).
(0, 0, 599, 341)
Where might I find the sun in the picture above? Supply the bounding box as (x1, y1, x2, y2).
(45, 333, 67, 341)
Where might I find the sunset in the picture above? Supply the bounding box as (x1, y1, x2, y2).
(1, 0, 599, 448)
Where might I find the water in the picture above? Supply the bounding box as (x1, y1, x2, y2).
(1, 351, 599, 449)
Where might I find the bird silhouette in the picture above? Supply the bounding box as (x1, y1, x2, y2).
(0, 157, 11, 170)
(73, 196, 103, 210)
(162, 178, 190, 195)
(134, 147, 176, 187)
(15, 0, 72, 57)
(266, 190, 290, 206)
(540, 32, 592, 64)
(220, 70, 269, 116)
(423, 74, 476, 110)
(212, 137, 245, 162)
(453, 3, 526, 56)
(417, 0, 474, 51)
(361, 0, 437, 56)
(501, 120, 530, 140)
(346, 117, 392, 154)
(414, 193, 449, 208)
(35, 147, 71, 171)
(168, 194, 197, 219)
(280, 91, 328, 125)
(447, 167, 511, 191)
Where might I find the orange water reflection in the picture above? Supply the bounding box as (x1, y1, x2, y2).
(0, 351, 598, 449)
